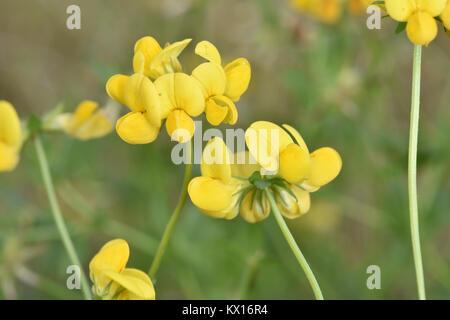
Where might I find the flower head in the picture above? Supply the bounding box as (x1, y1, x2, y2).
(89, 239, 155, 300)
(385, 0, 447, 45)
(192, 41, 251, 126)
(0, 101, 22, 172)
(56, 100, 117, 140)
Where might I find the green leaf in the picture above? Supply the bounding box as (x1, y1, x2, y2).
(395, 22, 407, 34)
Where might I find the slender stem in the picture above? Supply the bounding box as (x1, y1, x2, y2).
(34, 136, 92, 300)
(408, 44, 426, 300)
(149, 140, 193, 278)
(264, 189, 324, 300)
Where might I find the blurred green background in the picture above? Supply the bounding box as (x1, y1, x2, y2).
(1, 0, 449, 300)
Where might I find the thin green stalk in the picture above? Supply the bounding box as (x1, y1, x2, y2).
(264, 189, 324, 300)
(34, 136, 92, 300)
(149, 140, 193, 278)
(408, 44, 426, 300)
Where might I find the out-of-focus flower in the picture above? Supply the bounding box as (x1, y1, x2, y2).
(0, 101, 22, 172)
(192, 41, 251, 126)
(291, 0, 370, 23)
(188, 122, 342, 222)
(55, 100, 117, 141)
(133, 37, 191, 80)
(385, 0, 447, 45)
(89, 239, 155, 300)
(347, 0, 370, 15)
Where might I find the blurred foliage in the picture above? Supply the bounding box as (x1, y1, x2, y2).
(0, 0, 449, 299)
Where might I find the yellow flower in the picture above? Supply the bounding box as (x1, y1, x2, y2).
(106, 73, 163, 144)
(133, 37, 191, 80)
(192, 41, 251, 126)
(155, 72, 205, 142)
(89, 239, 155, 300)
(0, 101, 22, 172)
(348, 0, 369, 15)
(441, 1, 450, 30)
(56, 100, 116, 140)
(292, 0, 343, 24)
(188, 137, 243, 219)
(385, 0, 447, 45)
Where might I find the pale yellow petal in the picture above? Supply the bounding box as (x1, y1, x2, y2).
(281, 124, 309, 153)
(417, 0, 446, 17)
(133, 36, 162, 76)
(223, 58, 251, 102)
(441, 1, 450, 29)
(231, 151, 260, 178)
(279, 143, 310, 184)
(165, 109, 194, 143)
(276, 185, 310, 219)
(72, 113, 114, 140)
(116, 112, 160, 144)
(195, 40, 222, 64)
(385, 0, 416, 21)
(149, 39, 192, 79)
(192, 62, 226, 98)
(0, 142, 19, 172)
(104, 268, 155, 300)
(201, 137, 232, 184)
(240, 190, 270, 223)
(406, 11, 438, 46)
(306, 147, 342, 188)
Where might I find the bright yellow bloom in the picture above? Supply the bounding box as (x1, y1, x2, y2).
(0, 101, 22, 172)
(192, 41, 251, 126)
(56, 100, 116, 140)
(385, 0, 447, 45)
(133, 37, 191, 80)
(89, 239, 155, 300)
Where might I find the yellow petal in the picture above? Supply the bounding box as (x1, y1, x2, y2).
(0, 142, 19, 172)
(155, 73, 205, 118)
(406, 11, 438, 46)
(276, 185, 310, 219)
(104, 268, 155, 300)
(123, 73, 161, 127)
(195, 41, 222, 65)
(165, 109, 195, 143)
(417, 0, 447, 17)
(306, 147, 342, 188)
(106, 74, 129, 106)
(440, 1, 450, 29)
(281, 124, 309, 153)
(71, 100, 98, 127)
(133, 36, 162, 76)
(201, 137, 232, 184)
(385, 0, 416, 21)
(116, 112, 160, 144)
(245, 121, 293, 172)
(149, 39, 192, 79)
(240, 190, 270, 223)
(231, 151, 260, 178)
(192, 62, 226, 98)
(0, 100, 22, 149)
(223, 58, 251, 102)
(89, 239, 129, 293)
(188, 176, 233, 213)
(71, 113, 114, 140)
(205, 98, 228, 126)
(279, 143, 310, 184)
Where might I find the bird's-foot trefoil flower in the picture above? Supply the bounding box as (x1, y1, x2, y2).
(54, 100, 118, 140)
(192, 41, 251, 126)
(89, 239, 155, 300)
(0, 101, 22, 172)
(385, 0, 447, 45)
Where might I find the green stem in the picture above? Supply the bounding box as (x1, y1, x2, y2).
(34, 136, 92, 300)
(408, 44, 426, 300)
(149, 140, 193, 278)
(264, 189, 324, 300)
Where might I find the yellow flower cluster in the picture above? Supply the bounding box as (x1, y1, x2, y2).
(291, 0, 370, 24)
(188, 121, 342, 223)
(106, 37, 251, 144)
(0, 101, 22, 172)
(385, 0, 450, 46)
(89, 239, 155, 300)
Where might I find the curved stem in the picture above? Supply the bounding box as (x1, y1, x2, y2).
(408, 44, 426, 300)
(264, 189, 324, 300)
(34, 136, 92, 300)
(149, 140, 193, 278)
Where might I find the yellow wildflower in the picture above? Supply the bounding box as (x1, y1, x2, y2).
(385, 0, 447, 45)
(291, 0, 343, 24)
(56, 100, 116, 140)
(0, 101, 22, 172)
(192, 41, 251, 126)
(133, 37, 191, 80)
(89, 239, 155, 300)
